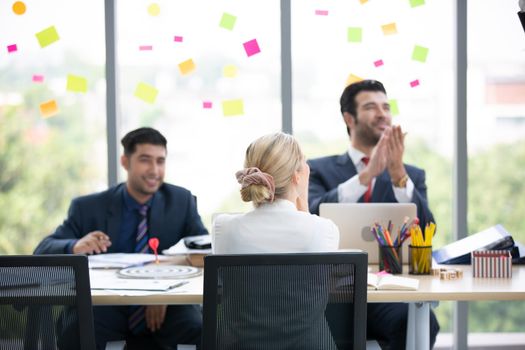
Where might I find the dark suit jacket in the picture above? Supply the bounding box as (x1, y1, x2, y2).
(34, 183, 208, 254)
(307, 153, 434, 228)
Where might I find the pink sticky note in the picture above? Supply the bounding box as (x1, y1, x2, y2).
(203, 101, 213, 109)
(174, 36, 183, 42)
(7, 44, 17, 53)
(139, 45, 153, 51)
(315, 10, 329, 16)
(374, 59, 384, 67)
(32, 75, 44, 83)
(243, 39, 261, 57)
(410, 79, 420, 88)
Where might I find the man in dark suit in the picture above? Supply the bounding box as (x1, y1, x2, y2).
(34, 127, 207, 349)
(308, 80, 439, 349)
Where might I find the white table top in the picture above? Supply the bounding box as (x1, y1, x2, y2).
(90, 262, 525, 305)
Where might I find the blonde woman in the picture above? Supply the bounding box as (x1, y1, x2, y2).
(213, 132, 339, 254)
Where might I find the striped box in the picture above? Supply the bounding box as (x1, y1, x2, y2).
(472, 250, 512, 278)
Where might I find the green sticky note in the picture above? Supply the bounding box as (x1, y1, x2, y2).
(389, 99, 399, 116)
(412, 45, 429, 63)
(220, 13, 237, 30)
(222, 99, 244, 117)
(409, 0, 425, 8)
(347, 27, 362, 43)
(35, 26, 60, 48)
(134, 82, 158, 104)
(66, 74, 88, 93)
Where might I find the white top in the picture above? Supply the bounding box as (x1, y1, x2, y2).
(212, 199, 340, 254)
(337, 146, 414, 203)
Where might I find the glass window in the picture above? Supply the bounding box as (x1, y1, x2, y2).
(291, 0, 455, 332)
(467, 0, 525, 334)
(0, 0, 107, 253)
(115, 0, 281, 226)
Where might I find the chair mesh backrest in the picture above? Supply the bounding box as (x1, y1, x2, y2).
(203, 253, 367, 350)
(0, 255, 95, 350)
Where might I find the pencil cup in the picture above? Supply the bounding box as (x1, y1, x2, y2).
(379, 245, 402, 274)
(409, 245, 432, 275)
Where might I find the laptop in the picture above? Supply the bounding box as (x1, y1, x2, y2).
(319, 203, 417, 263)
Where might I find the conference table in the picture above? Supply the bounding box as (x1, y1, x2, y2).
(90, 257, 525, 350)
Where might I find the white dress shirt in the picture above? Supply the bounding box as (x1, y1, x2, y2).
(337, 146, 414, 203)
(212, 199, 340, 254)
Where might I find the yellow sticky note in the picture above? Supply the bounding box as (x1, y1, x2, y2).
(347, 27, 362, 43)
(219, 13, 237, 30)
(223, 64, 238, 78)
(359, 0, 368, 3)
(148, 3, 160, 16)
(382, 23, 397, 35)
(410, 0, 425, 8)
(40, 99, 59, 118)
(346, 74, 364, 86)
(389, 99, 399, 116)
(178, 59, 196, 75)
(222, 99, 244, 117)
(35, 26, 60, 48)
(134, 82, 158, 104)
(66, 74, 87, 93)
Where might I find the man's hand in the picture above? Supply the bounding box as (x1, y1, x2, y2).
(359, 128, 390, 185)
(145, 305, 168, 332)
(387, 125, 407, 182)
(72, 231, 111, 254)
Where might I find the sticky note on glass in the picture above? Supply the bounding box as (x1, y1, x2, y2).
(66, 74, 88, 93)
(315, 10, 328, 16)
(389, 99, 399, 116)
(134, 82, 158, 104)
(412, 45, 429, 62)
(374, 59, 384, 67)
(139, 45, 153, 51)
(381, 23, 397, 35)
(203, 101, 213, 109)
(174, 36, 183, 42)
(410, 79, 420, 88)
(223, 64, 237, 78)
(178, 59, 196, 75)
(346, 74, 363, 86)
(347, 27, 362, 43)
(220, 13, 237, 30)
(243, 39, 261, 57)
(148, 3, 160, 16)
(7, 44, 17, 53)
(40, 100, 59, 118)
(222, 99, 244, 116)
(33, 75, 44, 83)
(35, 26, 60, 48)
(360, 0, 369, 4)
(410, 0, 425, 8)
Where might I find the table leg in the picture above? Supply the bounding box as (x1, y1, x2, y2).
(415, 302, 430, 350)
(406, 303, 416, 350)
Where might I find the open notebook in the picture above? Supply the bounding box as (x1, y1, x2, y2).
(367, 273, 419, 291)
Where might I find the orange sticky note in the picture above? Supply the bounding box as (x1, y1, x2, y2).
(178, 58, 196, 75)
(381, 23, 397, 35)
(346, 74, 364, 86)
(40, 100, 59, 118)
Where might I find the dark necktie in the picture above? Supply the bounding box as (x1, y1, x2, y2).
(361, 157, 372, 202)
(129, 204, 149, 334)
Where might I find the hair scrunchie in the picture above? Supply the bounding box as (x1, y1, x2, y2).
(235, 167, 276, 202)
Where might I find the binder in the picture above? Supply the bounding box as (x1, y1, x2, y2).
(432, 225, 514, 264)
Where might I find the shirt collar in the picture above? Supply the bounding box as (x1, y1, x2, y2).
(122, 186, 154, 212)
(258, 198, 297, 211)
(347, 145, 367, 167)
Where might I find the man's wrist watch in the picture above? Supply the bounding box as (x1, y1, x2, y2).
(393, 174, 409, 188)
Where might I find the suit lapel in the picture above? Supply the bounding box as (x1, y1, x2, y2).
(149, 190, 165, 242)
(106, 185, 123, 244)
(372, 171, 393, 202)
(336, 152, 358, 180)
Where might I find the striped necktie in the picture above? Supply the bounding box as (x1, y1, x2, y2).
(361, 157, 372, 202)
(129, 204, 149, 334)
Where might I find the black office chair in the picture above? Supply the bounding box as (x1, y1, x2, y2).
(202, 252, 368, 350)
(0, 255, 96, 350)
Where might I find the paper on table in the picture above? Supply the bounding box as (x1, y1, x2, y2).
(88, 253, 169, 269)
(162, 239, 211, 255)
(90, 278, 188, 291)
